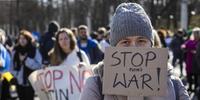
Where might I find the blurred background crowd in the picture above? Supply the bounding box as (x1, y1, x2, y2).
(0, 0, 200, 100)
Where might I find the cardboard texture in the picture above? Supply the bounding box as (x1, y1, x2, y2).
(103, 47, 168, 96)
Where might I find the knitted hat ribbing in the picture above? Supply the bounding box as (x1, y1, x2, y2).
(110, 3, 153, 46)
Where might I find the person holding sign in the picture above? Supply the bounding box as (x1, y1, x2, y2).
(27, 28, 91, 100)
(49, 28, 90, 67)
(41, 28, 90, 99)
(80, 3, 189, 100)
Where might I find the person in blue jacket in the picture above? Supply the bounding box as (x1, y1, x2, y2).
(0, 28, 11, 100)
(77, 25, 104, 64)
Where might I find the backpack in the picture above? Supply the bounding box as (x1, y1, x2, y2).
(76, 48, 83, 62)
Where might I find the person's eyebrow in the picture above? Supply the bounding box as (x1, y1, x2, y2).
(122, 38, 130, 40)
(137, 36, 147, 40)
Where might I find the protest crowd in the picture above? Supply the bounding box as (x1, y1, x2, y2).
(0, 2, 200, 100)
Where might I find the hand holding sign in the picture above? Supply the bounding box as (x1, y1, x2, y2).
(103, 47, 168, 96)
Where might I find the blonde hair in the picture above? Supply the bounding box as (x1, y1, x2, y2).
(78, 25, 88, 31)
(153, 29, 162, 48)
(0, 29, 6, 44)
(19, 30, 35, 42)
(191, 27, 200, 40)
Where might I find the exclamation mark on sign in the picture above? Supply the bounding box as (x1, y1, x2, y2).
(157, 67, 161, 91)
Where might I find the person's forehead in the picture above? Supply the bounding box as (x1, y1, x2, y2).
(80, 29, 86, 31)
(59, 32, 66, 35)
(121, 36, 149, 40)
(19, 34, 25, 38)
(59, 32, 68, 37)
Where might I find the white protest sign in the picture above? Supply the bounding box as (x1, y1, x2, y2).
(29, 64, 92, 100)
(103, 47, 168, 96)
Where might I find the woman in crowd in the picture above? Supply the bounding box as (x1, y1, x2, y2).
(182, 27, 200, 92)
(49, 28, 90, 68)
(11, 30, 42, 100)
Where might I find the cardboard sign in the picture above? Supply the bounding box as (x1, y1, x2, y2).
(103, 47, 168, 96)
(29, 64, 92, 100)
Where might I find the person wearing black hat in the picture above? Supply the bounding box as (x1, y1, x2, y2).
(40, 21, 60, 65)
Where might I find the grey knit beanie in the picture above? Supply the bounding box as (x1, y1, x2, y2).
(110, 3, 153, 46)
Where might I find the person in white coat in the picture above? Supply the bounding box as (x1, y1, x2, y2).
(49, 28, 90, 68)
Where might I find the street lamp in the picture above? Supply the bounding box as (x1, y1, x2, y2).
(157, 15, 161, 19)
(169, 15, 174, 30)
(169, 15, 174, 20)
(191, 11, 196, 16)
